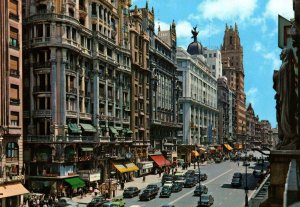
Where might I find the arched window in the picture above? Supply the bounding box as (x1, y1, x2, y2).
(36, 4, 47, 14)
(6, 142, 18, 158)
(69, 8, 74, 17)
(230, 36, 233, 44)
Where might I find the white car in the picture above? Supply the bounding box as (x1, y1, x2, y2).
(163, 181, 173, 187)
(56, 197, 79, 207)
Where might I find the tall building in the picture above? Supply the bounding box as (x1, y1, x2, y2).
(203, 48, 223, 79)
(217, 77, 229, 144)
(176, 27, 218, 161)
(0, 0, 28, 206)
(128, 5, 151, 162)
(221, 23, 246, 143)
(246, 103, 256, 148)
(22, 0, 137, 194)
(260, 120, 272, 147)
(146, 19, 179, 161)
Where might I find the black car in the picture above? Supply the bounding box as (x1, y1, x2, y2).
(146, 184, 160, 194)
(253, 170, 262, 178)
(194, 173, 207, 181)
(197, 195, 214, 207)
(159, 186, 172, 198)
(87, 196, 108, 207)
(139, 189, 157, 201)
(162, 175, 174, 185)
(123, 187, 141, 198)
(171, 182, 183, 192)
(231, 177, 242, 187)
(184, 178, 196, 188)
(185, 170, 195, 177)
(194, 185, 208, 196)
(233, 172, 242, 179)
(214, 157, 222, 163)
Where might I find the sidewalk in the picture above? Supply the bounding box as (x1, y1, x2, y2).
(72, 161, 208, 204)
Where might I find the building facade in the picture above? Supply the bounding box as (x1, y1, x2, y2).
(221, 24, 246, 143)
(246, 103, 256, 148)
(203, 48, 222, 79)
(22, 0, 136, 194)
(260, 120, 272, 148)
(217, 77, 229, 144)
(0, 0, 28, 206)
(176, 28, 218, 162)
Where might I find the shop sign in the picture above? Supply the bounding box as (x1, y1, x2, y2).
(89, 173, 101, 182)
(142, 163, 153, 169)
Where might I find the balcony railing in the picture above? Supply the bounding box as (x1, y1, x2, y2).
(9, 70, 20, 78)
(25, 135, 51, 143)
(67, 87, 77, 94)
(34, 109, 51, 117)
(10, 98, 20, 106)
(33, 62, 51, 69)
(33, 85, 51, 93)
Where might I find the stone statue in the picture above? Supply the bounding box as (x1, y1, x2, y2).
(273, 48, 299, 149)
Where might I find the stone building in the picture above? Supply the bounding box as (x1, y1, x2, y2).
(246, 103, 256, 148)
(0, 0, 29, 206)
(147, 19, 180, 160)
(260, 120, 272, 148)
(203, 48, 223, 79)
(217, 77, 229, 144)
(176, 28, 218, 161)
(22, 0, 137, 194)
(221, 24, 246, 143)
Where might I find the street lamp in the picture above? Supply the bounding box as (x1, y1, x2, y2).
(244, 150, 249, 207)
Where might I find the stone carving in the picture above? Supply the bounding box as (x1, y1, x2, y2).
(191, 26, 199, 42)
(273, 48, 299, 149)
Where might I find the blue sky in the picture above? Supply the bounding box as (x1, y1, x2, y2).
(133, 0, 294, 128)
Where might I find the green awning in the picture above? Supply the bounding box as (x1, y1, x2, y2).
(109, 126, 119, 135)
(80, 123, 97, 133)
(125, 128, 133, 134)
(64, 177, 85, 189)
(81, 147, 93, 152)
(115, 126, 123, 131)
(68, 123, 82, 134)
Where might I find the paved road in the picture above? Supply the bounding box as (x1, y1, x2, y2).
(123, 160, 260, 207)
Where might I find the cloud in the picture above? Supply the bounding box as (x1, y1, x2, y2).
(176, 20, 193, 38)
(199, 24, 221, 39)
(155, 20, 170, 33)
(197, 0, 257, 21)
(253, 42, 263, 52)
(246, 87, 258, 106)
(264, 0, 293, 21)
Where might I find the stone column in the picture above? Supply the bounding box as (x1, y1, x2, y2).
(93, 61, 99, 128)
(50, 48, 57, 126)
(60, 50, 67, 125)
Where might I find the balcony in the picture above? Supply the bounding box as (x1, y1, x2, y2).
(34, 109, 51, 117)
(9, 70, 20, 78)
(123, 118, 130, 124)
(33, 85, 51, 93)
(33, 62, 51, 69)
(98, 136, 110, 143)
(79, 112, 92, 120)
(67, 87, 77, 95)
(10, 98, 20, 106)
(25, 135, 51, 143)
(67, 110, 77, 117)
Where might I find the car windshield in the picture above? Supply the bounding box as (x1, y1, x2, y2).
(125, 187, 136, 191)
(233, 173, 241, 177)
(201, 195, 209, 201)
(143, 190, 151, 193)
(232, 178, 240, 181)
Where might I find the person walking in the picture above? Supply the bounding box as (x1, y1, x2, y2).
(142, 175, 146, 182)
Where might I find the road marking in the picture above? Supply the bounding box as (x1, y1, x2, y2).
(168, 169, 233, 205)
(248, 190, 256, 201)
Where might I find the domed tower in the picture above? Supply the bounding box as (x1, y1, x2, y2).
(187, 26, 204, 55)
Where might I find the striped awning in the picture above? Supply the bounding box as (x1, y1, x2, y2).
(192, 150, 200, 157)
(113, 162, 139, 173)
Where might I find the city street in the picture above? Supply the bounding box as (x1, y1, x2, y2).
(122, 160, 259, 207)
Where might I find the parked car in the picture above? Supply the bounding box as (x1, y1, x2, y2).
(102, 202, 121, 207)
(123, 187, 140, 198)
(171, 182, 183, 192)
(55, 197, 79, 207)
(194, 185, 208, 196)
(233, 172, 242, 179)
(197, 195, 214, 207)
(253, 170, 262, 178)
(174, 175, 185, 185)
(139, 189, 157, 201)
(231, 177, 242, 187)
(87, 196, 108, 207)
(214, 157, 222, 163)
(146, 184, 160, 194)
(162, 174, 174, 185)
(184, 170, 195, 177)
(159, 186, 172, 198)
(184, 177, 196, 188)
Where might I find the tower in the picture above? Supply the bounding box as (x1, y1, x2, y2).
(221, 23, 246, 142)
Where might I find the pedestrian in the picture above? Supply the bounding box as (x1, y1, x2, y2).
(142, 175, 146, 182)
(159, 171, 161, 177)
(79, 187, 83, 198)
(238, 162, 239, 166)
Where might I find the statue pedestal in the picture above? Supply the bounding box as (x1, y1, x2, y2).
(261, 150, 300, 207)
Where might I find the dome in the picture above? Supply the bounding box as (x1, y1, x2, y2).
(187, 41, 203, 55)
(187, 26, 203, 55)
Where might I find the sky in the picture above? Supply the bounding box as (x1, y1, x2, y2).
(132, 0, 294, 128)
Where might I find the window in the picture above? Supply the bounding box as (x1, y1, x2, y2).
(69, 8, 74, 17)
(36, 24, 43, 37)
(214, 53, 216, 57)
(209, 53, 212, 58)
(10, 111, 19, 126)
(6, 142, 18, 158)
(92, 3, 97, 16)
(9, 0, 19, 21)
(212, 65, 215, 70)
(98, 43, 104, 53)
(10, 84, 19, 105)
(9, 27, 18, 48)
(10, 55, 19, 77)
(72, 28, 76, 41)
(92, 24, 96, 31)
(107, 48, 112, 57)
(204, 54, 207, 58)
(230, 36, 233, 44)
(46, 24, 50, 37)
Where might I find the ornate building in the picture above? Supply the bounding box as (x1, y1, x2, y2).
(0, 0, 28, 206)
(147, 19, 180, 160)
(203, 48, 223, 79)
(176, 27, 218, 161)
(128, 5, 151, 162)
(22, 0, 136, 194)
(246, 103, 256, 148)
(217, 77, 229, 144)
(221, 24, 246, 143)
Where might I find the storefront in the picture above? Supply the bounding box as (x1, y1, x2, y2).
(79, 171, 101, 188)
(223, 144, 233, 151)
(112, 161, 139, 182)
(0, 178, 29, 207)
(149, 155, 171, 174)
(136, 161, 153, 176)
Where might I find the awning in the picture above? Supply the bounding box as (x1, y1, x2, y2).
(68, 123, 82, 134)
(113, 162, 139, 173)
(0, 183, 29, 198)
(64, 177, 85, 189)
(109, 126, 119, 135)
(150, 155, 171, 167)
(81, 147, 93, 152)
(80, 123, 97, 133)
(224, 144, 233, 151)
(192, 150, 200, 157)
(124, 128, 133, 134)
(199, 147, 206, 151)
